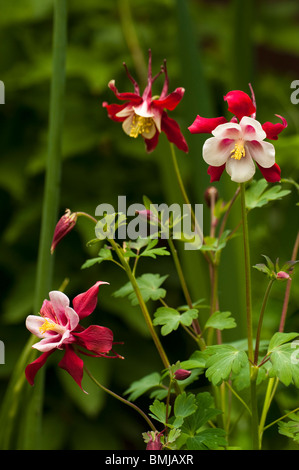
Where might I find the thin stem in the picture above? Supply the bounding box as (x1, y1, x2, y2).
(109, 239, 174, 378)
(258, 377, 279, 447)
(240, 182, 259, 449)
(240, 183, 253, 361)
(279, 230, 299, 332)
(169, 143, 206, 255)
(263, 406, 299, 433)
(218, 187, 241, 238)
(225, 381, 252, 416)
(84, 367, 156, 432)
(254, 279, 275, 365)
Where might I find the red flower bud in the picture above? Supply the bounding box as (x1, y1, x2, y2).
(51, 209, 77, 254)
(174, 369, 192, 380)
(145, 432, 163, 450)
(276, 271, 291, 281)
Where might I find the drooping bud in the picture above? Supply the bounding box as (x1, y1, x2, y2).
(174, 368, 192, 381)
(51, 209, 77, 254)
(204, 186, 219, 208)
(144, 431, 163, 450)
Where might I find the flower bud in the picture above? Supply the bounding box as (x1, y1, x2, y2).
(145, 432, 163, 450)
(174, 368, 192, 381)
(51, 209, 77, 254)
(276, 271, 291, 281)
(204, 186, 219, 208)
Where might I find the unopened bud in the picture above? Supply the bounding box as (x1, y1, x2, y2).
(204, 186, 219, 208)
(145, 432, 163, 450)
(276, 271, 291, 281)
(51, 209, 77, 254)
(174, 369, 192, 381)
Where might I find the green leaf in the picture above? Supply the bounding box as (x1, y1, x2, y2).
(149, 399, 169, 425)
(278, 412, 299, 443)
(268, 341, 299, 387)
(173, 392, 197, 428)
(245, 179, 291, 210)
(186, 428, 227, 450)
(180, 351, 206, 370)
(153, 307, 198, 336)
(124, 372, 162, 401)
(204, 345, 249, 386)
(113, 273, 168, 306)
(205, 311, 237, 331)
(181, 392, 222, 436)
(268, 332, 299, 352)
(81, 245, 113, 269)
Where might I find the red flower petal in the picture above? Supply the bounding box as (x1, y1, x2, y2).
(153, 87, 185, 111)
(262, 115, 287, 140)
(74, 325, 114, 355)
(108, 80, 142, 104)
(58, 346, 85, 392)
(207, 164, 226, 182)
(224, 90, 256, 121)
(256, 162, 281, 182)
(51, 209, 77, 254)
(102, 102, 129, 122)
(161, 111, 189, 153)
(188, 115, 227, 134)
(25, 350, 54, 386)
(72, 281, 109, 320)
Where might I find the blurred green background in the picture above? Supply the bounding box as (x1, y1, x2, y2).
(0, 0, 298, 450)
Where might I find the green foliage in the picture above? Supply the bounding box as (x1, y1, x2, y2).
(113, 273, 168, 305)
(278, 412, 299, 443)
(245, 179, 291, 210)
(153, 307, 198, 336)
(267, 332, 299, 387)
(124, 372, 162, 401)
(204, 310, 237, 331)
(204, 345, 249, 386)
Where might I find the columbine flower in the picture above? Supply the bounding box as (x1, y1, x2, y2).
(25, 281, 121, 392)
(103, 50, 188, 153)
(51, 209, 77, 254)
(188, 89, 287, 183)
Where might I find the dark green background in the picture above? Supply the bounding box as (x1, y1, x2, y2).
(0, 0, 298, 450)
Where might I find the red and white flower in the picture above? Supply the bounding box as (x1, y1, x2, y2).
(25, 282, 121, 391)
(188, 89, 287, 183)
(103, 50, 188, 153)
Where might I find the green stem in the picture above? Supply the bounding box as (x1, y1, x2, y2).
(109, 239, 174, 377)
(225, 381, 252, 416)
(240, 183, 253, 361)
(263, 406, 299, 433)
(84, 367, 156, 432)
(279, 230, 299, 332)
(240, 182, 259, 449)
(254, 280, 275, 365)
(258, 377, 279, 447)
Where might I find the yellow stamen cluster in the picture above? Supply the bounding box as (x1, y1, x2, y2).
(39, 319, 56, 334)
(130, 115, 154, 138)
(230, 141, 246, 160)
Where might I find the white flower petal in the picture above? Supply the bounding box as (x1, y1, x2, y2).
(203, 136, 235, 166)
(49, 291, 70, 324)
(122, 114, 134, 136)
(26, 315, 45, 338)
(64, 306, 80, 331)
(239, 116, 266, 141)
(115, 105, 134, 118)
(225, 154, 256, 183)
(133, 100, 154, 118)
(247, 140, 275, 168)
(212, 122, 242, 140)
(33, 335, 61, 352)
